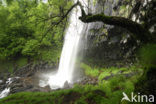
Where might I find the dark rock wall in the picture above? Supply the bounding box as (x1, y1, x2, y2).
(83, 0, 156, 67)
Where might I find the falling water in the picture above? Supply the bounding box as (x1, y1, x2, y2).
(45, 0, 88, 89)
(0, 77, 19, 99)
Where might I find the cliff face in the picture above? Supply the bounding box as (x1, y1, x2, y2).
(83, 0, 155, 67)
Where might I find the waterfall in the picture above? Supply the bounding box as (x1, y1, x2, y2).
(46, 0, 88, 89)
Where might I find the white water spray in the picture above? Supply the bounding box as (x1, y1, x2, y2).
(0, 88, 10, 99)
(42, 0, 87, 89)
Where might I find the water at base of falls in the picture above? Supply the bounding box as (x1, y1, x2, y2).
(39, 0, 87, 89)
(0, 88, 10, 99)
(0, 77, 19, 99)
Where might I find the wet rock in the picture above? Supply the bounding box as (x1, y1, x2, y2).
(0, 85, 6, 91)
(0, 80, 3, 84)
(44, 85, 51, 92)
(14, 62, 57, 77)
(63, 81, 70, 89)
(10, 85, 33, 93)
(78, 77, 98, 85)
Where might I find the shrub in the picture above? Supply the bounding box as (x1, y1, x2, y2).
(139, 44, 156, 68)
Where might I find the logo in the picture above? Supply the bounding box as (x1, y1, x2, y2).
(121, 92, 154, 103)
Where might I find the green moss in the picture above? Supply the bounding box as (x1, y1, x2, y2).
(139, 44, 156, 68)
(120, 5, 126, 10)
(125, 0, 130, 2)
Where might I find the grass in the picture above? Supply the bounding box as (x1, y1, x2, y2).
(0, 63, 143, 104)
(80, 63, 99, 77)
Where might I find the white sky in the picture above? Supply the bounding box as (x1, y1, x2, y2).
(42, 0, 48, 3)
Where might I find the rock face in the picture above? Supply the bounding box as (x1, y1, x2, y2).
(83, 0, 155, 67)
(14, 62, 57, 77)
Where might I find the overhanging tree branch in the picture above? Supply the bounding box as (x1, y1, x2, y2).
(39, 1, 81, 42)
(79, 14, 151, 43)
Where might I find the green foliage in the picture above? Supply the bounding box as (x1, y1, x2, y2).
(22, 40, 40, 56)
(80, 63, 99, 77)
(139, 44, 156, 68)
(81, 63, 143, 83)
(134, 45, 156, 96)
(40, 47, 61, 62)
(0, 0, 72, 65)
(98, 71, 110, 81)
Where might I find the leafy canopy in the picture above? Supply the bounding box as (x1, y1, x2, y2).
(0, 0, 72, 62)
